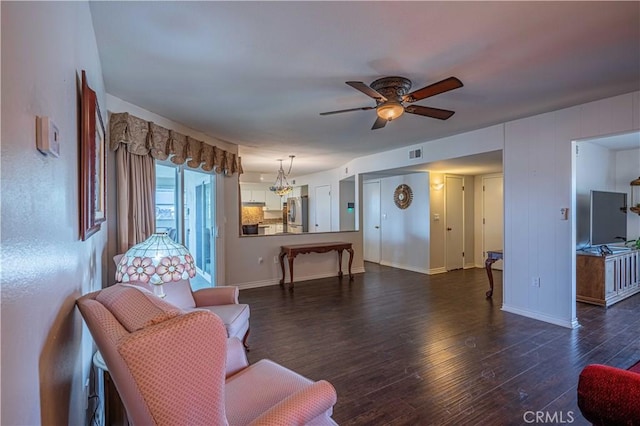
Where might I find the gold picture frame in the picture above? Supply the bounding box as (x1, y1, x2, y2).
(80, 70, 106, 240)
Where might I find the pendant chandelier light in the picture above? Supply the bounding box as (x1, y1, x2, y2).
(269, 155, 295, 197)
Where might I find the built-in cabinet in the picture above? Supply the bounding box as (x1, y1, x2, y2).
(241, 184, 283, 211)
(576, 249, 640, 307)
(241, 189, 266, 203)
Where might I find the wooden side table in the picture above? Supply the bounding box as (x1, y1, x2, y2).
(93, 352, 129, 426)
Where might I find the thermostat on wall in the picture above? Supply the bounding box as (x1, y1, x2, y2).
(36, 116, 60, 157)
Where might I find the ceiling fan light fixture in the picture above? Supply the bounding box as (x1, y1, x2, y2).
(376, 101, 405, 121)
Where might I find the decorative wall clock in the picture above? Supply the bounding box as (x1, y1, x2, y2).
(394, 184, 413, 209)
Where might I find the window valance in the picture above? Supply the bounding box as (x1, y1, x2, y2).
(109, 112, 242, 175)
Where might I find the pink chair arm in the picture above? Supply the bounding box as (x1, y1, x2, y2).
(193, 286, 239, 306)
(226, 337, 249, 378)
(248, 380, 337, 426)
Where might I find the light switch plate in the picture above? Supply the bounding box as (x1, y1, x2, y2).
(36, 116, 60, 157)
(560, 207, 569, 220)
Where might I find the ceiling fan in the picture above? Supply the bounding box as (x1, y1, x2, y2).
(320, 76, 463, 130)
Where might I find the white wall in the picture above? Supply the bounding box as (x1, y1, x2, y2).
(504, 91, 640, 328)
(1, 2, 106, 424)
(379, 173, 430, 273)
(344, 125, 504, 176)
(429, 173, 446, 273)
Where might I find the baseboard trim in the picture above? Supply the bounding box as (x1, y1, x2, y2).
(427, 267, 447, 275)
(501, 304, 580, 329)
(380, 261, 429, 275)
(236, 279, 279, 290)
(236, 267, 366, 290)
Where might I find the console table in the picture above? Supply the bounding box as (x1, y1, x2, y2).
(485, 250, 503, 298)
(279, 242, 354, 290)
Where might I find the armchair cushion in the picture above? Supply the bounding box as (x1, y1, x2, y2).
(199, 304, 250, 339)
(96, 284, 181, 332)
(162, 279, 197, 309)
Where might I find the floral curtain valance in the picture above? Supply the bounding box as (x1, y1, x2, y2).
(109, 112, 242, 175)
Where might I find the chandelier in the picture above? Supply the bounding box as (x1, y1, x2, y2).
(269, 155, 295, 196)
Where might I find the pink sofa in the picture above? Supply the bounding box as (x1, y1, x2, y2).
(77, 284, 338, 425)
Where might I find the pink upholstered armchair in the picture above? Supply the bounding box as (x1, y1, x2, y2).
(114, 254, 250, 349)
(77, 284, 338, 425)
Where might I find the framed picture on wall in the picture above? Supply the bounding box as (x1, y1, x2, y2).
(80, 70, 106, 240)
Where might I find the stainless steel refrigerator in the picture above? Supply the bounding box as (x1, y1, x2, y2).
(287, 195, 308, 233)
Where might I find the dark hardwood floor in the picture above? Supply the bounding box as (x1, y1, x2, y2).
(240, 263, 640, 425)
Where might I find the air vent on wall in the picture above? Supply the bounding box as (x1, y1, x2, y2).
(409, 148, 422, 160)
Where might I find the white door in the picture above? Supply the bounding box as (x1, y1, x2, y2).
(363, 181, 381, 263)
(314, 185, 331, 232)
(483, 175, 504, 270)
(445, 175, 464, 270)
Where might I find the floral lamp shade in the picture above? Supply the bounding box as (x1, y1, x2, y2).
(115, 233, 196, 298)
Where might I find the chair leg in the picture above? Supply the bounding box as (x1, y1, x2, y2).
(242, 327, 250, 351)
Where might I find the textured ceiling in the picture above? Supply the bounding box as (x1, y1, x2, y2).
(90, 1, 640, 177)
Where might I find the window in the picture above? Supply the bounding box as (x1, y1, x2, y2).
(156, 163, 215, 289)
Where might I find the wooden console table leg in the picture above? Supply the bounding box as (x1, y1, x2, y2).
(279, 252, 287, 286)
(288, 255, 296, 291)
(347, 247, 354, 280)
(485, 257, 496, 298)
(337, 249, 344, 278)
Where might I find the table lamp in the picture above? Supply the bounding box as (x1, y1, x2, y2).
(115, 233, 196, 298)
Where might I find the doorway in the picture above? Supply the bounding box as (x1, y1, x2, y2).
(314, 185, 331, 232)
(363, 181, 381, 263)
(482, 175, 504, 270)
(155, 164, 215, 289)
(445, 175, 464, 270)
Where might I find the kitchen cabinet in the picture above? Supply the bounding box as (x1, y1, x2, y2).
(265, 190, 284, 211)
(241, 189, 266, 203)
(241, 183, 283, 210)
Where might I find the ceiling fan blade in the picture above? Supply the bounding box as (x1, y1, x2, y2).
(403, 77, 463, 103)
(371, 116, 388, 130)
(346, 81, 387, 101)
(319, 106, 375, 116)
(405, 105, 455, 120)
